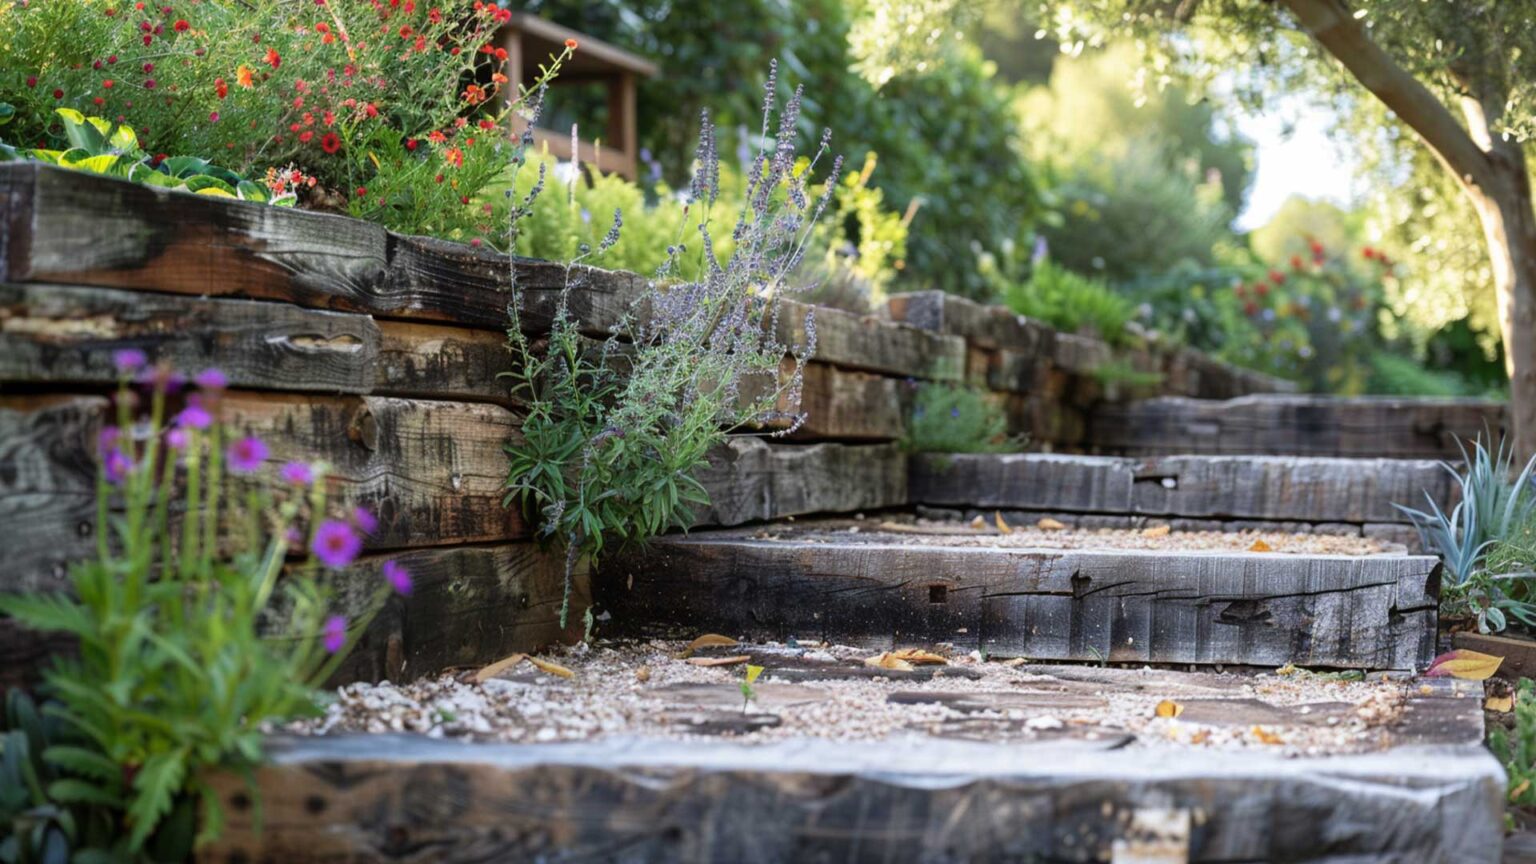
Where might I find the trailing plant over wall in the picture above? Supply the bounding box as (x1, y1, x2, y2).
(504, 64, 839, 623)
(0, 355, 409, 858)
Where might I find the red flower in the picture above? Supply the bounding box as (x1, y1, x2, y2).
(1243, 301, 1259, 316)
(173, 18, 189, 31)
(144, 79, 156, 89)
(1290, 254, 1302, 270)
(214, 77, 228, 98)
(52, 88, 63, 99)
(1362, 246, 1376, 260)
(102, 79, 115, 88)
(264, 47, 281, 68)
(355, 186, 366, 197)
(25, 76, 36, 87)
(298, 130, 313, 143)
(1267, 269, 1284, 285)
(320, 132, 341, 153)
(405, 138, 417, 150)
(1255, 282, 1269, 297)
(364, 103, 378, 118)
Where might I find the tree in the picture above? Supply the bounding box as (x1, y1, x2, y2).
(1037, 0, 1536, 455)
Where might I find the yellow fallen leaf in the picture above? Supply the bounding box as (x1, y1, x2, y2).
(1425, 649, 1504, 681)
(687, 655, 751, 667)
(472, 652, 526, 683)
(1154, 699, 1184, 718)
(1251, 726, 1285, 745)
(635, 665, 652, 683)
(1487, 694, 1515, 712)
(888, 648, 948, 666)
(1512, 778, 1531, 801)
(527, 656, 575, 679)
(1002, 657, 1029, 668)
(1142, 524, 1171, 537)
(969, 515, 987, 530)
(1037, 517, 1068, 531)
(677, 633, 739, 659)
(1248, 538, 1273, 552)
(745, 664, 764, 684)
(995, 511, 1013, 534)
(864, 652, 915, 671)
(1275, 663, 1298, 676)
(1189, 729, 1210, 745)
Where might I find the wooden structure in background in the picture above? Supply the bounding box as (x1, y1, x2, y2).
(499, 13, 658, 179)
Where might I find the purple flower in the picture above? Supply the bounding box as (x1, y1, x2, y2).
(279, 461, 313, 486)
(103, 448, 132, 485)
(311, 519, 362, 569)
(194, 368, 228, 391)
(112, 349, 147, 374)
(382, 560, 412, 596)
(950, 407, 961, 419)
(226, 436, 269, 473)
(136, 366, 184, 394)
(97, 426, 121, 456)
(352, 507, 378, 535)
(165, 427, 189, 450)
(175, 395, 213, 430)
(322, 615, 347, 653)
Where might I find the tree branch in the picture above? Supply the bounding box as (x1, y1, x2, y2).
(1278, 0, 1495, 192)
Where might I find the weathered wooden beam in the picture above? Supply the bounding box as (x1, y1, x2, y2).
(886, 290, 1052, 353)
(777, 298, 965, 382)
(203, 707, 1501, 863)
(0, 282, 514, 403)
(1089, 395, 1506, 459)
(691, 439, 907, 527)
(599, 528, 1441, 670)
(909, 453, 1454, 524)
(772, 361, 908, 441)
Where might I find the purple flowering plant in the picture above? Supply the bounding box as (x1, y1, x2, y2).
(0, 359, 408, 853)
(504, 62, 835, 626)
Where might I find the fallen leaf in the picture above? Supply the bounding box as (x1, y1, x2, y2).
(1037, 517, 1067, 531)
(687, 655, 751, 667)
(1248, 538, 1273, 552)
(527, 656, 575, 679)
(995, 511, 1013, 534)
(1251, 725, 1285, 745)
(635, 665, 651, 683)
(969, 515, 987, 530)
(677, 633, 739, 659)
(745, 664, 764, 684)
(1425, 649, 1504, 681)
(1275, 663, 1298, 676)
(888, 648, 948, 666)
(1512, 778, 1531, 801)
(1487, 694, 1515, 712)
(1141, 524, 1171, 537)
(472, 652, 526, 683)
(1189, 729, 1210, 745)
(1001, 657, 1029, 668)
(1154, 699, 1184, 718)
(864, 652, 915, 671)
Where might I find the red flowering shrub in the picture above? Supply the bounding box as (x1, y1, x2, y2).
(3, 1, 570, 242)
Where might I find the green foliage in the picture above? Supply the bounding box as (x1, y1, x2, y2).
(1365, 351, 1481, 398)
(0, 364, 396, 854)
(996, 259, 1136, 347)
(1491, 680, 1536, 814)
(1090, 359, 1164, 390)
(504, 76, 835, 623)
(903, 384, 1018, 454)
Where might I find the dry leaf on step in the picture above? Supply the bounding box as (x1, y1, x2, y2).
(1426, 648, 1504, 680)
(677, 633, 739, 659)
(1153, 699, 1184, 718)
(1487, 694, 1514, 712)
(635, 665, 652, 683)
(472, 653, 527, 683)
(1001, 657, 1029, 668)
(1251, 726, 1285, 745)
(1248, 538, 1273, 552)
(969, 515, 987, 530)
(864, 652, 915, 671)
(888, 648, 948, 666)
(1037, 517, 1067, 531)
(687, 655, 752, 668)
(528, 656, 575, 679)
(1141, 524, 1171, 537)
(994, 512, 1013, 534)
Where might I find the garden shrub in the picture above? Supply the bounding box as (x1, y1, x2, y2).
(504, 67, 839, 623)
(902, 383, 1018, 454)
(996, 258, 1137, 347)
(0, 356, 407, 858)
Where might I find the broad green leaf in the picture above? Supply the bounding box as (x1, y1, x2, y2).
(160, 155, 210, 178)
(194, 186, 237, 198)
(106, 122, 138, 152)
(0, 102, 15, 126)
(43, 745, 119, 782)
(128, 164, 181, 189)
(235, 180, 268, 202)
(46, 778, 123, 808)
(55, 108, 106, 153)
(183, 174, 235, 195)
(63, 154, 124, 176)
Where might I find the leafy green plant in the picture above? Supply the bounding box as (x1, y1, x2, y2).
(997, 259, 1137, 347)
(504, 66, 837, 624)
(2, 108, 287, 205)
(0, 355, 408, 854)
(1491, 679, 1536, 817)
(902, 383, 1018, 454)
(1090, 358, 1164, 390)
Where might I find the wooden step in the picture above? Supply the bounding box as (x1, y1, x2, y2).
(203, 674, 1501, 863)
(909, 452, 1454, 525)
(598, 521, 1441, 671)
(1089, 394, 1506, 459)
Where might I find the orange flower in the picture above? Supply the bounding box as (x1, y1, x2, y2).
(444, 147, 464, 168)
(564, 38, 578, 49)
(264, 47, 281, 68)
(236, 65, 254, 88)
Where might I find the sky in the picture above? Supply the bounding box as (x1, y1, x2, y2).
(1233, 99, 1359, 231)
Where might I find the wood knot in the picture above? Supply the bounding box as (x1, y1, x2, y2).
(346, 404, 378, 450)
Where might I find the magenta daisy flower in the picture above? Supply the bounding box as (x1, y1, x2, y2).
(112, 348, 147, 374)
(97, 426, 121, 456)
(103, 448, 133, 485)
(226, 436, 269, 473)
(352, 506, 378, 535)
(322, 615, 347, 653)
(382, 560, 412, 596)
(194, 368, 228, 391)
(165, 427, 189, 450)
(175, 395, 213, 430)
(279, 461, 313, 486)
(311, 519, 362, 569)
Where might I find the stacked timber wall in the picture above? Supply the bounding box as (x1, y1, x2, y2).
(0, 163, 1474, 685)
